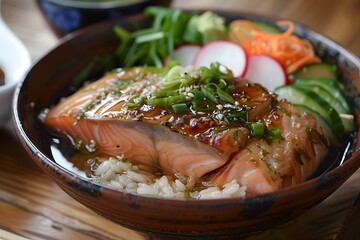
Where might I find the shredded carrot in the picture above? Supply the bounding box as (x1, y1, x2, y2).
(229, 20, 320, 73)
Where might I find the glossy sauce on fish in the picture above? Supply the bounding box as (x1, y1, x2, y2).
(44, 65, 331, 196)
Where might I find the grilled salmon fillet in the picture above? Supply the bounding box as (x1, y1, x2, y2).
(44, 65, 329, 195)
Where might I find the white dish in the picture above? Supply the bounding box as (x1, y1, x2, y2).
(0, 0, 31, 126)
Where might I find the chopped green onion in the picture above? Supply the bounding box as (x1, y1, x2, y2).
(216, 86, 235, 104)
(191, 88, 206, 101)
(149, 40, 163, 68)
(227, 84, 236, 92)
(192, 99, 211, 112)
(268, 128, 282, 140)
(124, 43, 148, 67)
(198, 67, 213, 83)
(152, 89, 179, 98)
(147, 94, 186, 107)
(167, 9, 182, 59)
(218, 78, 228, 89)
(127, 95, 144, 108)
(131, 27, 158, 38)
(172, 103, 188, 113)
(251, 122, 264, 137)
(114, 26, 132, 60)
(160, 80, 182, 91)
(189, 89, 212, 111)
(165, 65, 185, 82)
(135, 31, 165, 44)
(201, 83, 217, 102)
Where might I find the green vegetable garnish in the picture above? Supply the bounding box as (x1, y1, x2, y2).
(251, 122, 265, 137)
(113, 7, 196, 68)
(148, 95, 186, 108)
(127, 95, 144, 108)
(183, 11, 227, 44)
(172, 103, 188, 113)
(268, 127, 282, 140)
(141, 63, 238, 114)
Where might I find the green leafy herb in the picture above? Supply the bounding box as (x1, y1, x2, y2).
(114, 7, 195, 68)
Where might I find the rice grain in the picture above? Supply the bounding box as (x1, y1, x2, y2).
(91, 157, 247, 199)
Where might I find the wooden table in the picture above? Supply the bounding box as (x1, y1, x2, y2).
(1, 0, 359, 239)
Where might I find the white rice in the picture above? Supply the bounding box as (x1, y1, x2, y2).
(91, 156, 247, 199)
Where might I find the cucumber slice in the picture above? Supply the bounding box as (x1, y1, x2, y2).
(289, 63, 337, 81)
(251, 20, 282, 33)
(275, 85, 345, 140)
(294, 78, 352, 114)
(294, 81, 355, 132)
(296, 104, 336, 144)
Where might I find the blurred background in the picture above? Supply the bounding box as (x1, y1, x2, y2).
(2, 0, 360, 60)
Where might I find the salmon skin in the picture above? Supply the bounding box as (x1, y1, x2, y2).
(44, 64, 329, 195)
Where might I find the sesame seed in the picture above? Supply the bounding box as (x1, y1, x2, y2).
(87, 158, 94, 164)
(168, 116, 174, 123)
(216, 113, 224, 121)
(187, 92, 194, 98)
(216, 104, 223, 110)
(235, 101, 240, 106)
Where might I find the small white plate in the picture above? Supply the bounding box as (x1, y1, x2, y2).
(0, 0, 31, 126)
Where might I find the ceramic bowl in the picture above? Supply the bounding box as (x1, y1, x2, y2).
(37, 0, 168, 36)
(13, 11, 360, 239)
(0, 4, 31, 127)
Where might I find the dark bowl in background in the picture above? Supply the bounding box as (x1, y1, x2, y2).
(37, 0, 170, 36)
(13, 10, 360, 239)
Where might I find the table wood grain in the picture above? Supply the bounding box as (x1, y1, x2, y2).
(1, 0, 360, 239)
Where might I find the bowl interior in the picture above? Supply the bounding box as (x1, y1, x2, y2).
(13, 10, 360, 238)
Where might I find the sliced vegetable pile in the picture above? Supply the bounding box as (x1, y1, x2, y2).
(110, 7, 356, 144)
(275, 63, 355, 144)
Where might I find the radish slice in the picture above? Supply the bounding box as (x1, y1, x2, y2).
(193, 40, 248, 77)
(244, 54, 288, 92)
(164, 44, 201, 66)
